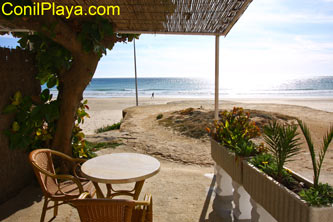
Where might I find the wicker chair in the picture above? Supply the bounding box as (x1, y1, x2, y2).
(71, 192, 153, 222)
(29, 148, 96, 222)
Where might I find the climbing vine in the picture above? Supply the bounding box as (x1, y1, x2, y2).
(2, 12, 139, 158)
(3, 90, 58, 149)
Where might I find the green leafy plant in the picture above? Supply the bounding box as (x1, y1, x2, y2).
(72, 125, 95, 159)
(208, 107, 261, 157)
(297, 119, 333, 188)
(299, 183, 333, 206)
(156, 114, 163, 120)
(233, 138, 259, 157)
(250, 152, 297, 186)
(2, 15, 132, 158)
(2, 90, 59, 150)
(297, 120, 333, 206)
(254, 120, 333, 206)
(16, 32, 72, 86)
(95, 122, 121, 133)
(2, 0, 141, 161)
(85, 141, 122, 151)
(250, 152, 274, 171)
(263, 121, 301, 182)
(71, 99, 94, 158)
(2, 92, 93, 158)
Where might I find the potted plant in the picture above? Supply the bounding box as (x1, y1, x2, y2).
(208, 107, 262, 184)
(242, 120, 333, 222)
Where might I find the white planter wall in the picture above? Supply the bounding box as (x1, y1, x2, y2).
(211, 140, 333, 222)
(211, 139, 243, 184)
(211, 140, 252, 221)
(243, 161, 333, 222)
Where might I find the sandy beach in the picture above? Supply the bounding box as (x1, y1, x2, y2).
(1, 97, 333, 222)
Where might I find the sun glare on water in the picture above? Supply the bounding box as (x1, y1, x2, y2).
(219, 73, 297, 92)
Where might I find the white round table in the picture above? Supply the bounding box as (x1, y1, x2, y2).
(81, 153, 160, 199)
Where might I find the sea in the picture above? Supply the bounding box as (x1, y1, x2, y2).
(51, 76, 333, 99)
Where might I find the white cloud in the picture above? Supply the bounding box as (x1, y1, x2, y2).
(244, 12, 333, 24)
(95, 0, 333, 85)
(219, 37, 333, 84)
(238, 0, 333, 25)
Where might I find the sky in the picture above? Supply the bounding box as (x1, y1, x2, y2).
(1, 0, 333, 88)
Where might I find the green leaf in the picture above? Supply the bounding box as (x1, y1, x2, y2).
(30, 106, 41, 118)
(12, 91, 22, 105)
(41, 89, 50, 103)
(21, 96, 32, 110)
(12, 121, 20, 132)
(47, 76, 57, 88)
(2, 104, 17, 114)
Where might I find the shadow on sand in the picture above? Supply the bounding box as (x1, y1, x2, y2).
(0, 182, 43, 221)
(199, 174, 224, 222)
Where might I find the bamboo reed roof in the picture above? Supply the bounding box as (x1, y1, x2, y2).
(2, 0, 253, 36)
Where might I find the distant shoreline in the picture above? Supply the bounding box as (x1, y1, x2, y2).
(42, 76, 333, 98)
(83, 97, 333, 112)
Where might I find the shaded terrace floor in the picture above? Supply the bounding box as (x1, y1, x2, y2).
(0, 155, 219, 222)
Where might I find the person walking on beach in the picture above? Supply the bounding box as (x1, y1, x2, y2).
(151, 92, 154, 99)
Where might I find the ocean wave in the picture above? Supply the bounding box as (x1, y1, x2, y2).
(141, 88, 168, 91)
(93, 88, 133, 92)
(47, 77, 333, 99)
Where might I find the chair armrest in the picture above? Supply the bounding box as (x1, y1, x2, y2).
(49, 150, 88, 180)
(31, 161, 84, 194)
(72, 158, 87, 163)
(50, 150, 87, 163)
(78, 192, 91, 199)
(135, 194, 152, 206)
(72, 162, 89, 181)
(134, 194, 153, 222)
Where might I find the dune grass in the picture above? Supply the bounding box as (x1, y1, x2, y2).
(95, 122, 121, 133)
(156, 114, 163, 120)
(86, 141, 122, 152)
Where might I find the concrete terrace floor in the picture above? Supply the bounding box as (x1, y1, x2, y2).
(0, 158, 219, 222)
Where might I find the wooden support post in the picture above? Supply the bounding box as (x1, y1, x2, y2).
(214, 35, 220, 120)
(134, 38, 139, 106)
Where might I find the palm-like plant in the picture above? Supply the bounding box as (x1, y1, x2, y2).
(263, 121, 301, 182)
(297, 119, 333, 188)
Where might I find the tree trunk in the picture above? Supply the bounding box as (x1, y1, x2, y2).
(52, 53, 100, 156)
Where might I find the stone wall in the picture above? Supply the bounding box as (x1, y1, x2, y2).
(0, 47, 40, 204)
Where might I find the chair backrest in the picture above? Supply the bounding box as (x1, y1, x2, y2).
(71, 198, 136, 222)
(29, 149, 58, 196)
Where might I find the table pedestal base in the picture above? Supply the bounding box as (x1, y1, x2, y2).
(93, 180, 145, 200)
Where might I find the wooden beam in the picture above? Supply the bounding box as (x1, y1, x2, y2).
(116, 30, 227, 36)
